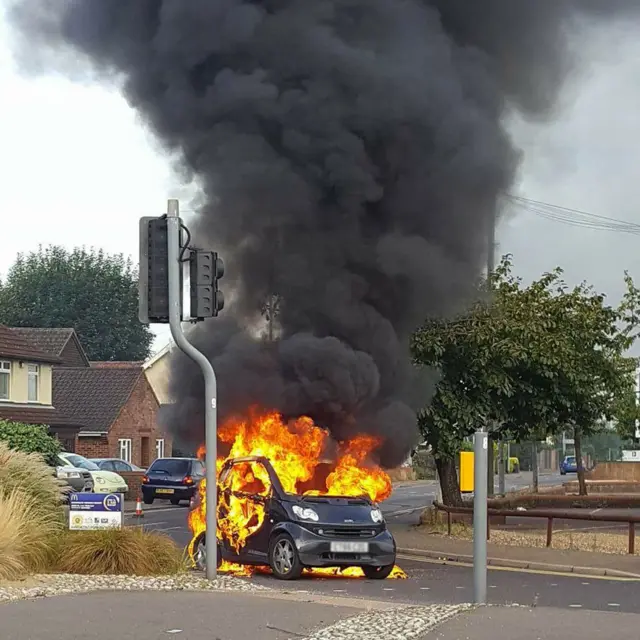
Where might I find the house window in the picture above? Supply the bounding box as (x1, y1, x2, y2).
(27, 364, 39, 402)
(0, 361, 10, 400)
(156, 438, 165, 459)
(118, 438, 132, 463)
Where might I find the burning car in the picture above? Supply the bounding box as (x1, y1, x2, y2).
(190, 455, 397, 580)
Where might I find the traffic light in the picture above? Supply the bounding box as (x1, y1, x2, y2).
(139, 216, 170, 324)
(189, 250, 225, 320)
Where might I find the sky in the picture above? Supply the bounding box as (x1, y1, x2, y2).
(1, 9, 639, 356)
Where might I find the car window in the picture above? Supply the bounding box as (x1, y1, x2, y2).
(113, 461, 131, 472)
(566, 456, 576, 464)
(223, 461, 271, 497)
(100, 461, 116, 471)
(192, 460, 206, 477)
(62, 453, 100, 471)
(148, 458, 190, 475)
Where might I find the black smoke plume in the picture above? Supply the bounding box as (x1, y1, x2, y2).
(8, 1, 637, 466)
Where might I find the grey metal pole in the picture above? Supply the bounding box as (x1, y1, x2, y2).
(166, 199, 218, 580)
(473, 430, 488, 605)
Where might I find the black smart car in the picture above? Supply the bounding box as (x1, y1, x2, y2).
(191, 455, 396, 580)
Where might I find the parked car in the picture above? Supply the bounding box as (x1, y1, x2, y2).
(54, 461, 94, 498)
(142, 457, 205, 505)
(90, 458, 146, 473)
(560, 455, 578, 475)
(58, 452, 129, 494)
(191, 455, 397, 580)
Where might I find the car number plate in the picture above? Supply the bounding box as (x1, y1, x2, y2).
(330, 541, 369, 553)
(156, 489, 175, 494)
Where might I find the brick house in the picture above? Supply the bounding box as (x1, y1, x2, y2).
(53, 362, 172, 466)
(9, 328, 171, 466)
(0, 325, 84, 449)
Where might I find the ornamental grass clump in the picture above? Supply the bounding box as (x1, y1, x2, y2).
(56, 527, 187, 576)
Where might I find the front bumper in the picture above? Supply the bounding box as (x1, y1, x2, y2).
(95, 485, 128, 494)
(289, 523, 396, 568)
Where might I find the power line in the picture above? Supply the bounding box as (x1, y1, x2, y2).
(504, 194, 640, 235)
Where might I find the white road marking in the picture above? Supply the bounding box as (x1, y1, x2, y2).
(420, 587, 430, 590)
(455, 586, 464, 590)
(569, 604, 582, 608)
(383, 588, 394, 591)
(581, 582, 590, 585)
(608, 603, 620, 607)
(165, 630, 182, 634)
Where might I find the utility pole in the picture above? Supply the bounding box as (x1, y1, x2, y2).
(487, 217, 496, 498)
(139, 200, 224, 580)
(473, 428, 488, 604)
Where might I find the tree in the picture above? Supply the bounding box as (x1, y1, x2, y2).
(411, 256, 640, 505)
(0, 420, 61, 465)
(0, 246, 153, 361)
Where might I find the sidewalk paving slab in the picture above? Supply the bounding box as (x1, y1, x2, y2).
(391, 525, 640, 578)
(0, 587, 467, 640)
(428, 605, 640, 640)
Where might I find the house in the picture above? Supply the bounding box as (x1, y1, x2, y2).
(11, 328, 91, 368)
(143, 340, 176, 405)
(0, 325, 84, 450)
(53, 361, 171, 466)
(8, 327, 172, 466)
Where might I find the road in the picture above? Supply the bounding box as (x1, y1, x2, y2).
(381, 471, 564, 525)
(122, 471, 640, 615)
(129, 502, 640, 613)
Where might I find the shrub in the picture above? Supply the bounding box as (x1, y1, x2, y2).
(0, 442, 67, 524)
(0, 488, 62, 580)
(56, 527, 186, 576)
(0, 420, 61, 464)
(412, 450, 436, 480)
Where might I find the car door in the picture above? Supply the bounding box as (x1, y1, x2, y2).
(101, 461, 117, 472)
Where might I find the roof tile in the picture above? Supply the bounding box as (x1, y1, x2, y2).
(10, 328, 74, 356)
(0, 403, 83, 428)
(53, 367, 142, 434)
(0, 326, 61, 363)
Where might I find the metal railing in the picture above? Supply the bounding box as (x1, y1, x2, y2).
(433, 502, 640, 554)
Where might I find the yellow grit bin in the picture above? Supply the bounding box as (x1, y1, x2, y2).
(459, 451, 474, 493)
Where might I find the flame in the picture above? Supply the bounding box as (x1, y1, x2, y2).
(187, 409, 405, 580)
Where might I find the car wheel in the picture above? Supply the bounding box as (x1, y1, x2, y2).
(361, 564, 395, 580)
(269, 533, 303, 580)
(143, 496, 154, 505)
(170, 497, 181, 506)
(193, 535, 222, 571)
(560, 470, 566, 476)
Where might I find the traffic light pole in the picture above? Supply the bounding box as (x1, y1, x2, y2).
(166, 199, 218, 580)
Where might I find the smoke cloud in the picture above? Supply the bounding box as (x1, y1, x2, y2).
(8, 1, 637, 466)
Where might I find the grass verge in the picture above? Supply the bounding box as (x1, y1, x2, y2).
(419, 509, 637, 556)
(55, 527, 188, 575)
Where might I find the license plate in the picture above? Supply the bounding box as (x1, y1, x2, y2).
(330, 541, 369, 553)
(156, 489, 175, 494)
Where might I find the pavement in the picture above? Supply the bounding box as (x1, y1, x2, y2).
(3, 589, 640, 639)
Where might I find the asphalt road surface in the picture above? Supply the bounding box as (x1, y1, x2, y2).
(123, 472, 640, 615)
(129, 501, 640, 613)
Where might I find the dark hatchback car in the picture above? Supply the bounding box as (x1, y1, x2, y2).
(191, 455, 396, 580)
(142, 457, 205, 505)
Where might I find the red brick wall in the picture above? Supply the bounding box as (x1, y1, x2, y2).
(76, 435, 110, 458)
(106, 373, 173, 467)
(120, 471, 146, 500)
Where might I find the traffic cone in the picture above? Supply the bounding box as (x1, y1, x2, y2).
(134, 493, 144, 518)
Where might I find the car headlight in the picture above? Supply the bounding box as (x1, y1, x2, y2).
(370, 508, 384, 523)
(292, 505, 319, 522)
(95, 477, 106, 484)
(58, 471, 81, 479)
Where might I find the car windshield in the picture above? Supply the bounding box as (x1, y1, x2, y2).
(149, 459, 190, 475)
(566, 456, 576, 464)
(62, 453, 100, 471)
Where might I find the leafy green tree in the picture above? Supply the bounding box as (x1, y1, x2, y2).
(0, 420, 61, 465)
(411, 256, 640, 505)
(0, 246, 153, 361)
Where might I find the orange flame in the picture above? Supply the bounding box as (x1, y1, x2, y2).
(187, 409, 405, 579)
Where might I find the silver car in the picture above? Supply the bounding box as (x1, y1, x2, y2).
(56, 463, 94, 493)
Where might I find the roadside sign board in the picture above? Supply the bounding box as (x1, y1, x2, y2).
(68, 493, 123, 530)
